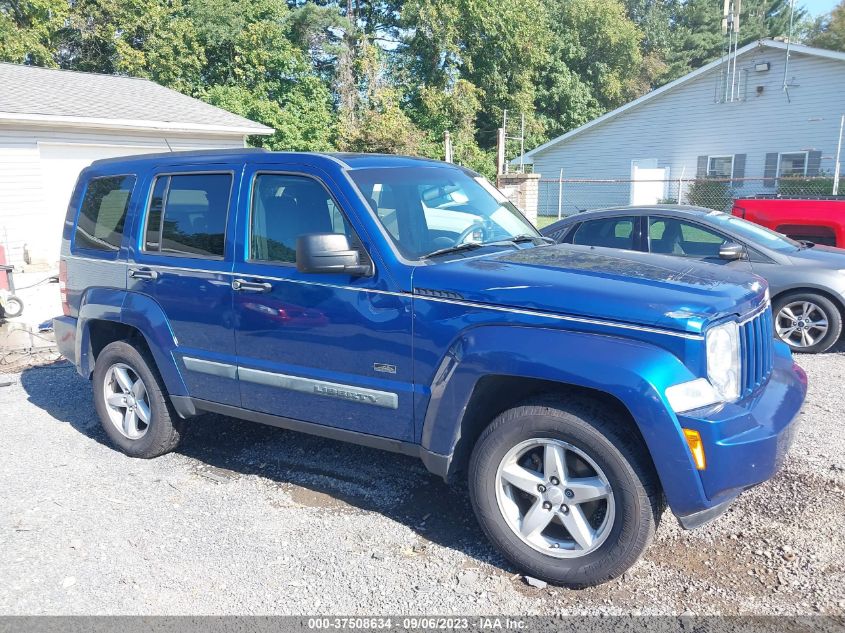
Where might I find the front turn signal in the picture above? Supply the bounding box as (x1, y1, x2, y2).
(683, 429, 707, 470)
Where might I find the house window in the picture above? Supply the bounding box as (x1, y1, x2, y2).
(778, 152, 808, 177)
(707, 156, 734, 178)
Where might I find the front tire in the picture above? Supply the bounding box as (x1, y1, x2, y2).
(92, 340, 183, 458)
(774, 292, 842, 354)
(468, 396, 662, 588)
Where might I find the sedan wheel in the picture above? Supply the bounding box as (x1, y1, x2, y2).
(776, 300, 829, 349)
(773, 292, 842, 354)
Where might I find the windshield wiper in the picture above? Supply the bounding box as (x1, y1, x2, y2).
(489, 234, 556, 246)
(422, 242, 485, 259)
(422, 234, 553, 259)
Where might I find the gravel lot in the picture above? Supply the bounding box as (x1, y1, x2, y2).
(1, 344, 844, 616)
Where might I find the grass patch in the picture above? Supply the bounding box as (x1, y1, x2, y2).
(536, 216, 560, 229)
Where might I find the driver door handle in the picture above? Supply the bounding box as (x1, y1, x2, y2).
(232, 279, 272, 293)
(129, 268, 158, 280)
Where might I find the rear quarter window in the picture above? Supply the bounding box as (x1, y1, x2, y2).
(73, 175, 136, 252)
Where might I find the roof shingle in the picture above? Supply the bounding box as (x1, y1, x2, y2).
(0, 63, 273, 134)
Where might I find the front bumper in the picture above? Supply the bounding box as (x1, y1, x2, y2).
(673, 342, 806, 527)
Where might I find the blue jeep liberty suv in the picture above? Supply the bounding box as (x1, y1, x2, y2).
(54, 149, 807, 587)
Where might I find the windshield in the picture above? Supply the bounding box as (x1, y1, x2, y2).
(707, 211, 801, 252)
(349, 166, 539, 259)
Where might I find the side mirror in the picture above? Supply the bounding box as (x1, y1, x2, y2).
(296, 233, 372, 276)
(719, 241, 745, 261)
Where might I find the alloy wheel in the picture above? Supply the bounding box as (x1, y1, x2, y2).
(103, 363, 151, 440)
(495, 438, 615, 558)
(776, 301, 829, 349)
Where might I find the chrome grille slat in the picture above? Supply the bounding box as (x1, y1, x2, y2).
(741, 323, 751, 391)
(739, 307, 774, 397)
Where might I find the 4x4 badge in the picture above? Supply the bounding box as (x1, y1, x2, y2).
(373, 363, 397, 374)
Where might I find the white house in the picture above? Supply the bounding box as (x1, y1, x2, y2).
(0, 63, 273, 267)
(517, 39, 845, 215)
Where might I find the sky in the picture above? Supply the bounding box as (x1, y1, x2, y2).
(801, 0, 839, 16)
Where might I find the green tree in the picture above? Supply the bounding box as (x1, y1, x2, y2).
(401, 0, 551, 149)
(190, 0, 337, 150)
(412, 79, 495, 176)
(804, 0, 845, 52)
(337, 38, 430, 154)
(624, 0, 679, 57)
(0, 0, 67, 65)
(536, 0, 646, 140)
(59, 0, 205, 91)
(663, 0, 802, 82)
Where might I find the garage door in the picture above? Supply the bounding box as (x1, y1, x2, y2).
(35, 143, 163, 264)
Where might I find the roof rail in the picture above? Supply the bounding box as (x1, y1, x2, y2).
(90, 147, 268, 167)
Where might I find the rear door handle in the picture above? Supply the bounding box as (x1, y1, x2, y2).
(129, 268, 158, 280)
(232, 279, 272, 293)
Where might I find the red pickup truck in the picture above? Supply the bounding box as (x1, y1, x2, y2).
(731, 196, 845, 247)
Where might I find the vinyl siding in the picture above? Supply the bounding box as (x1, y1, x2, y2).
(530, 50, 845, 214)
(0, 127, 245, 266)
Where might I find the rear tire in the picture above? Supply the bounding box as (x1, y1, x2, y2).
(773, 291, 842, 354)
(468, 396, 662, 588)
(92, 340, 183, 458)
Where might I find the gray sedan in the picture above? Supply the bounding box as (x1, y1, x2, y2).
(541, 205, 845, 353)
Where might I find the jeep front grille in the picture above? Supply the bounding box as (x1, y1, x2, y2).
(740, 306, 774, 397)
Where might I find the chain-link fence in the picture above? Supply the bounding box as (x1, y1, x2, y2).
(538, 176, 840, 221)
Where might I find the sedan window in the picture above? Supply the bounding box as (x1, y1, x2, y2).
(649, 217, 728, 258)
(571, 216, 637, 250)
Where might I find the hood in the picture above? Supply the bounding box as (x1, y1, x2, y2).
(412, 244, 767, 334)
(788, 244, 845, 267)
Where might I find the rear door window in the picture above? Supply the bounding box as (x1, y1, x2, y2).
(74, 175, 136, 252)
(571, 216, 637, 250)
(144, 173, 232, 258)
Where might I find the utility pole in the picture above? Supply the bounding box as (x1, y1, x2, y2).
(557, 169, 563, 219)
(783, 0, 796, 95)
(502, 110, 509, 175)
(834, 114, 844, 196)
(519, 113, 525, 174)
(444, 131, 453, 163)
(496, 128, 506, 176)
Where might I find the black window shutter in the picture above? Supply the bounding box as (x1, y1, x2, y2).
(697, 155, 708, 178)
(807, 150, 822, 177)
(733, 154, 746, 188)
(763, 153, 779, 187)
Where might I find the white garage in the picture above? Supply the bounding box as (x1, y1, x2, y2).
(0, 63, 273, 268)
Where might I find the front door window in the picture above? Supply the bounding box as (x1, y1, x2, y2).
(250, 174, 352, 264)
(648, 217, 728, 258)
